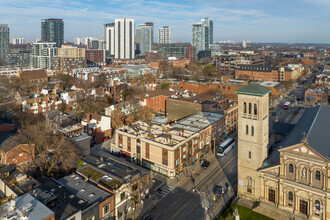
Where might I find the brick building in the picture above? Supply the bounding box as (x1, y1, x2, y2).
(53, 57, 86, 72)
(112, 112, 225, 178)
(19, 69, 48, 85)
(305, 88, 328, 106)
(137, 90, 176, 113)
(0, 123, 35, 165)
(86, 49, 104, 67)
(235, 65, 302, 82)
(214, 54, 266, 74)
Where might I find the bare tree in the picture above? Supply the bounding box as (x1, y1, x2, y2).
(111, 108, 124, 129)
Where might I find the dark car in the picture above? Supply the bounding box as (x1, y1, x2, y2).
(200, 159, 210, 169)
(271, 112, 276, 116)
(141, 213, 151, 220)
(213, 185, 225, 197)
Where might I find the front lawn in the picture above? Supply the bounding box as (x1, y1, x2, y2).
(219, 205, 273, 220)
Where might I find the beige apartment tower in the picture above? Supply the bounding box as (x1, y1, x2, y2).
(235, 83, 271, 200)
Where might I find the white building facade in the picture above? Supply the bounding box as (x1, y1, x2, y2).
(158, 26, 172, 44)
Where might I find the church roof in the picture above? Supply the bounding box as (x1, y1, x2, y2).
(266, 105, 330, 168)
(235, 83, 271, 97)
(280, 105, 330, 158)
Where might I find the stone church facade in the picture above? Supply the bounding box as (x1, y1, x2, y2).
(236, 83, 330, 219)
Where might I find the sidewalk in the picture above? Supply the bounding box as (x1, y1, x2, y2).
(152, 152, 217, 188)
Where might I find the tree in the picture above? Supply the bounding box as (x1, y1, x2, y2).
(136, 106, 154, 121)
(202, 64, 217, 77)
(111, 108, 124, 129)
(12, 120, 78, 177)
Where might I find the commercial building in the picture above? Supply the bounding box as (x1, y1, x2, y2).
(136, 22, 153, 55)
(30, 42, 57, 69)
(0, 24, 9, 61)
(41, 18, 64, 47)
(115, 18, 135, 59)
(112, 112, 225, 178)
(147, 43, 196, 63)
(158, 26, 172, 44)
(237, 82, 330, 219)
(192, 18, 213, 53)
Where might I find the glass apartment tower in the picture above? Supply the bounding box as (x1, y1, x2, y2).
(41, 18, 64, 47)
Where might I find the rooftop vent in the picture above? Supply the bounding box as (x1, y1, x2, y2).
(69, 195, 75, 199)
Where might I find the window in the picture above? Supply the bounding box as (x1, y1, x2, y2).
(315, 170, 321, 181)
(246, 125, 249, 135)
(289, 163, 294, 173)
(251, 126, 254, 136)
(249, 103, 252, 114)
(183, 147, 186, 152)
(103, 204, 110, 215)
(301, 167, 307, 179)
(175, 159, 180, 166)
(162, 159, 168, 166)
(183, 154, 186, 160)
(288, 191, 293, 201)
(315, 200, 321, 213)
(132, 184, 138, 191)
(244, 102, 247, 113)
(120, 192, 126, 201)
(247, 177, 252, 193)
(248, 151, 251, 159)
(254, 103, 257, 115)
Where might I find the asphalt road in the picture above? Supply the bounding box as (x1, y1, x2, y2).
(148, 144, 238, 220)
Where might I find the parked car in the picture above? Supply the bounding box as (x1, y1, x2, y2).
(200, 159, 210, 169)
(213, 185, 225, 197)
(140, 213, 151, 220)
(272, 112, 276, 116)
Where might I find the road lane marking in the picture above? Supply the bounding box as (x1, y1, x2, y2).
(171, 203, 187, 219)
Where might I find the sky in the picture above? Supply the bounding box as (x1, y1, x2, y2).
(0, 0, 330, 43)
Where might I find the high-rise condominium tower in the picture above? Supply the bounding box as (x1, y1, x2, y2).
(192, 18, 213, 53)
(115, 18, 135, 59)
(41, 18, 64, 47)
(136, 22, 154, 55)
(0, 24, 9, 61)
(158, 26, 172, 44)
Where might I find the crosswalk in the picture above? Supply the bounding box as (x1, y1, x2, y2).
(158, 184, 174, 201)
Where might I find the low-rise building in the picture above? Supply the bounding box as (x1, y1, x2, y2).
(0, 165, 39, 199)
(77, 155, 150, 219)
(305, 88, 328, 106)
(36, 174, 115, 220)
(0, 193, 55, 220)
(0, 123, 35, 166)
(137, 90, 176, 113)
(19, 69, 48, 85)
(81, 113, 111, 143)
(112, 112, 225, 178)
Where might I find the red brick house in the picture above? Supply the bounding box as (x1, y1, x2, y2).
(0, 124, 35, 165)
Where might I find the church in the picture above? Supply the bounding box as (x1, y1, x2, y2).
(236, 83, 330, 219)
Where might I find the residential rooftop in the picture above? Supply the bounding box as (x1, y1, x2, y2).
(0, 193, 54, 220)
(0, 165, 39, 196)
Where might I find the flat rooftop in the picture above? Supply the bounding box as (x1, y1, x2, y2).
(117, 112, 224, 147)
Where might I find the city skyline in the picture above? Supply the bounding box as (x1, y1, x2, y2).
(0, 0, 330, 43)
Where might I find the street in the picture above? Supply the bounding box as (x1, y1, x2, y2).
(148, 142, 238, 220)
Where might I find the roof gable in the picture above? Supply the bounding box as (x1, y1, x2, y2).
(235, 83, 271, 96)
(279, 142, 328, 162)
